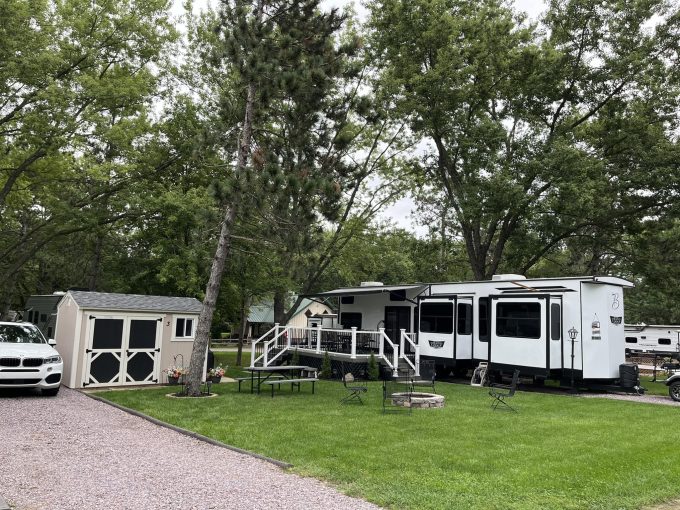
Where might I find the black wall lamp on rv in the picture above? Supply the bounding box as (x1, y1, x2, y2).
(568, 327, 579, 390)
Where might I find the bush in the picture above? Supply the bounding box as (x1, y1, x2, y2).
(367, 352, 379, 380)
(320, 351, 332, 379)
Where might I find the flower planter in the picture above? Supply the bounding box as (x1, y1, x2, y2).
(210, 376, 222, 384)
(168, 376, 180, 385)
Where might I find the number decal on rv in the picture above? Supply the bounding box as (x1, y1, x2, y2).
(611, 293, 620, 310)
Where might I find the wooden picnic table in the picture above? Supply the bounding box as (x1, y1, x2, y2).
(245, 365, 317, 394)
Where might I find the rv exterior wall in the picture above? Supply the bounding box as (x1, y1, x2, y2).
(581, 283, 625, 379)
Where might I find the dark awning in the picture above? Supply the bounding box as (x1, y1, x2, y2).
(304, 284, 428, 298)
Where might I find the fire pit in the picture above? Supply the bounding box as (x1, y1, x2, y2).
(391, 392, 445, 408)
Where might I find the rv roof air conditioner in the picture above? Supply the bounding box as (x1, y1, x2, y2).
(491, 274, 526, 281)
(360, 281, 384, 287)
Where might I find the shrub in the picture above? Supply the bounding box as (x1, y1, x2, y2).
(320, 351, 332, 379)
(367, 353, 379, 380)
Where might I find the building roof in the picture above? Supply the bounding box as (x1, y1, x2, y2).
(248, 298, 324, 324)
(68, 291, 202, 313)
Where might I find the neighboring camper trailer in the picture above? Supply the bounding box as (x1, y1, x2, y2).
(23, 293, 66, 340)
(253, 275, 634, 386)
(623, 324, 680, 354)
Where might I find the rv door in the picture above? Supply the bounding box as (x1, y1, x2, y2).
(490, 296, 549, 372)
(418, 298, 455, 360)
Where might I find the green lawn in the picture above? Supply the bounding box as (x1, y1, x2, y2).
(98, 366, 680, 510)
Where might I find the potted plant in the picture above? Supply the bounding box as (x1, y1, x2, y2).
(164, 366, 185, 385)
(207, 366, 226, 383)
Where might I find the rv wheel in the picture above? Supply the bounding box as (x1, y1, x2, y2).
(669, 381, 680, 402)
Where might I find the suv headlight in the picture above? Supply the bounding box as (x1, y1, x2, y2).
(44, 355, 62, 364)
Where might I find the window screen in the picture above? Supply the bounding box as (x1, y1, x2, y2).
(340, 312, 362, 329)
(341, 296, 354, 305)
(625, 337, 638, 344)
(550, 303, 561, 341)
(478, 298, 490, 342)
(659, 338, 671, 345)
(496, 302, 542, 339)
(420, 302, 453, 334)
(457, 303, 472, 335)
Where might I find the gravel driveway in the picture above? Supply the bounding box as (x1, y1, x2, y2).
(0, 388, 379, 510)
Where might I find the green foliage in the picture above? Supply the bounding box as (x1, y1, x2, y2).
(367, 353, 379, 381)
(290, 347, 300, 366)
(319, 351, 332, 379)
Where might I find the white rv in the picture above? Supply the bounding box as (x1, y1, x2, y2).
(252, 275, 634, 386)
(623, 324, 680, 354)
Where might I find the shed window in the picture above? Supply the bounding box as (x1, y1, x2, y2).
(341, 296, 354, 305)
(420, 302, 453, 334)
(550, 303, 561, 341)
(496, 302, 542, 339)
(340, 312, 362, 329)
(659, 338, 672, 345)
(478, 298, 490, 342)
(625, 337, 638, 344)
(175, 318, 194, 339)
(457, 303, 472, 335)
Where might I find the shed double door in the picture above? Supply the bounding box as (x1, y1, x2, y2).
(84, 315, 162, 387)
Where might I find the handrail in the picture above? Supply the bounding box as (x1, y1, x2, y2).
(251, 323, 279, 367)
(263, 325, 290, 367)
(379, 328, 399, 376)
(400, 329, 420, 376)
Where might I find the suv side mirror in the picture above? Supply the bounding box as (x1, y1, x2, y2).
(48, 339, 57, 346)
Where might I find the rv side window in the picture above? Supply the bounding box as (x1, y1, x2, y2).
(27, 311, 33, 322)
(340, 312, 362, 330)
(625, 337, 638, 343)
(659, 338, 671, 345)
(420, 303, 453, 334)
(341, 296, 354, 305)
(40, 313, 47, 323)
(496, 302, 541, 339)
(390, 290, 406, 301)
(550, 303, 561, 340)
(478, 298, 489, 342)
(457, 303, 472, 335)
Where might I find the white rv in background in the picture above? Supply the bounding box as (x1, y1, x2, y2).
(623, 324, 680, 354)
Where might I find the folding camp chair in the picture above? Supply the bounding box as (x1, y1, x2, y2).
(411, 360, 436, 393)
(341, 362, 368, 404)
(489, 369, 520, 412)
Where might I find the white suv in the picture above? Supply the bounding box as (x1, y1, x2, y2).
(0, 322, 63, 396)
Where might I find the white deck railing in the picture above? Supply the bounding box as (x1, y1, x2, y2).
(251, 324, 403, 373)
(400, 329, 420, 376)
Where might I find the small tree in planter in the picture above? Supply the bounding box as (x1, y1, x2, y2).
(320, 351, 332, 379)
(367, 353, 379, 380)
(291, 347, 300, 366)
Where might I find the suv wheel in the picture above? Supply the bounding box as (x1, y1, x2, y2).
(669, 381, 680, 402)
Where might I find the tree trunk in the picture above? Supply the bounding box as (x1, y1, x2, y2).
(236, 294, 249, 367)
(184, 24, 260, 395)
(273, 288, 286, 325)
(89, 232, 104, 291)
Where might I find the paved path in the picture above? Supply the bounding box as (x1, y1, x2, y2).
(0, 388, 379, 510)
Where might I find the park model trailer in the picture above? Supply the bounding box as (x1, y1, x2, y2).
(251, 275, 634, 387)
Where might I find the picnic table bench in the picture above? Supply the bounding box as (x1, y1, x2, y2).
(262, 377, 318, 397)
(234, 375, 285, 392)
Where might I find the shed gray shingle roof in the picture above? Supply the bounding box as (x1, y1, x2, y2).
(68, 291, 202, 313)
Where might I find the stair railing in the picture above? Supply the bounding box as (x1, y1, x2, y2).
(378, 327, 399, 376)
(399, 329, 420, 376)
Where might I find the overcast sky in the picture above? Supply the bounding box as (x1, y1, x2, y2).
(171, 0, 547, 236)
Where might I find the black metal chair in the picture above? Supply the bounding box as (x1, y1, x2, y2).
(489, 369, 521, 412)
(341, 362, 368, 404)
(411, 360, 436, 393)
